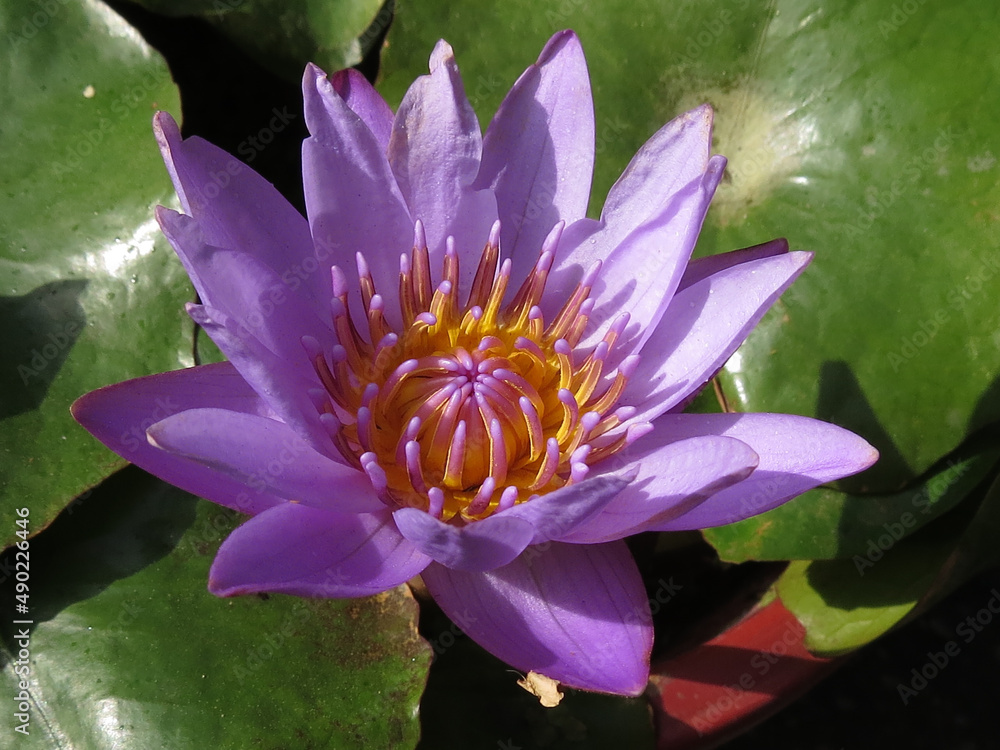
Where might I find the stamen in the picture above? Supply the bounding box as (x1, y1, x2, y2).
(518, 396, 544, 461)
(442, 237, 459, 291)
(468, 223, 500, 309)
(573, 340, 609, 405)
(586, 354, 640, 413)
(514, 336, 545, 362)
(465, 476, 496, 517)
(444, 419, 467, 486)
(557, 389, 580, 441)
(477, 335, 504, 352)
(357, 252, 375, 311)
(367, 294, 390, 344)
(565, 298, 595, 347)
(412, 234, 432, 312)
(429, 280, 454, 325)
(405, 440, 427, 494)
(554, 339, 574, 390)
(360, 452, 389, 499)
(381, 359, 420, 406)
(427, 486, 445, 519)
(309, 222, 642, 521)
(546, 259, 601, 342)
(353, 407, 373, 451)
(487, 417, 509, 486)
(528, 437, 560, 491)
(481, 259, 511, 328)
(429, 384, 470, 458)
(498, 485, 518, 512)
(399, 252, 416, 324)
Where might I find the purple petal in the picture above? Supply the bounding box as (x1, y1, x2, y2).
(71, 363, 283, 515)
(648, 413, 880, 530)
(593, 103, 714, 234)
(152, 112, 323, 316)
(388, 40, 498, 291)
(187, 303, 341, 462)
(330, 68, 394, 151)
(589, 156, 726, 360)
(301, 63, 413, 328)
(622, 251, 813, 421)
(475, 29, 595, 272)
(559, 436, 758, 544)
(421, 540, 651, 695)
(677, 237, 790, 292)
(500, 469, 636, 544)
(392, 508, 535, 571)
(157, 208, 335, 360)
(147, 408, 382, 513)
(546, 104, 715, 323)
(209, 504, 430, 597)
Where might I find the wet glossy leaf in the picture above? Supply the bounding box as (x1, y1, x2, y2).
(0, 0, 189, 547)
(0, 468, 431, 749)
(705, 446, 1000, 562)
(777, 465, 1000, 655)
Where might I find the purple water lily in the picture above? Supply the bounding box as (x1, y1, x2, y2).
(72, 30, 877, 696)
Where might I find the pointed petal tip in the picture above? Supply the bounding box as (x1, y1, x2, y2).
(859, 441, 881, 472)
(537, 29, 584, 63)
(151, 110, 177, 136)
(575, 663, 650, 697)
(792, 248, 814, 266)
(303, 61, 327, 83)
(152, 110, 180, 156)
(207, 570, 255, 598)
(691, 101, 714, 121)
(429, 39, 456, 70)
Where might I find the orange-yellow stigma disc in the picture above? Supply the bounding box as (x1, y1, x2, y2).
(304, 221, 641, 523)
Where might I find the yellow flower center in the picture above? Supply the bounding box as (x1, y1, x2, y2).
(306, 223, 640, 522)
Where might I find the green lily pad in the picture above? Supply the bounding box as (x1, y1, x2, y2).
(777, 464, 1000, 656)
(0, 0, 190, 547)
(379, 0, 1000, 498)
(0, 468, 431, 749)
(700, 1, 1000, 494)
(705, 445, 1000, 562)
(130, 0, 388, 80)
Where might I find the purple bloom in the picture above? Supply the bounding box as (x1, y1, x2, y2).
(72, 31, 877, 696)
